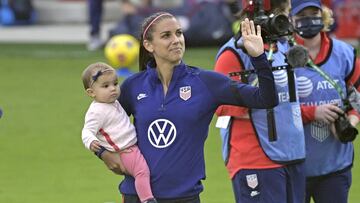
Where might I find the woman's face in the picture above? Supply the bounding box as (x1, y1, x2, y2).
(291, 6, 323, 39)
(144, 17, 185, 66)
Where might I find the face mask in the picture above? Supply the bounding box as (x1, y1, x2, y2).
(294, 16, 324, 39)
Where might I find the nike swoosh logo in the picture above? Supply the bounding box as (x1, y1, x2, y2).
(137, 93, 147, 100)
(250, 191, 260, 197)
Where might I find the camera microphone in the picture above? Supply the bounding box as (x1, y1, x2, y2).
(286, 45, 309, 68)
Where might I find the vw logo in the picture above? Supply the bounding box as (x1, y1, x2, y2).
(148, 119, 177, 148)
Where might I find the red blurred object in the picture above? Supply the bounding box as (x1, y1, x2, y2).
(322, 0, 332, 8)
(263, 0, 270, 11)
(242, 0, 271, 13)
(242, 0, 254, 12)
(334, 0, 360, 38)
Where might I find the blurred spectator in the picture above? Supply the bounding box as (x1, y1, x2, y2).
(0, 0, 36, 26)
(180, 0, 234, 46)
(87, 0, 152, 51)
(87, 0, 104, 51)
(109, 0, 234, 46)
(332, 0, 360, 39)
(223, 0, 242, 34)
(109, 0, 153, 40)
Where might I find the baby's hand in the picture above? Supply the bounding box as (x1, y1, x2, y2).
(90, 140, 102, 152)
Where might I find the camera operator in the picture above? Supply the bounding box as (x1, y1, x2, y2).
(290, 0, 360, 203)
(214, 1, 306, 202)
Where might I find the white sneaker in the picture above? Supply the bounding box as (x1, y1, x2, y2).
(87, 36, 104, 51)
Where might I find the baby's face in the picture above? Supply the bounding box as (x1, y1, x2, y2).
(90, 71, 120, 103)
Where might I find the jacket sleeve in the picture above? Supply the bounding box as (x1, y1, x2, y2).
(300, 105, 316, 124)
(82, 106, 104, 150)
(214, 49, 249, 117)
(202, 53, 278, 109)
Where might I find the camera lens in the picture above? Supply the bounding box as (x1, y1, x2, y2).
(335, 115, 358, 143)
(270, 14, 291, 35)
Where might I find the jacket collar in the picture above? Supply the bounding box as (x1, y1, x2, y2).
(146, 60, 187, 85)
(295, 32, 331, 64)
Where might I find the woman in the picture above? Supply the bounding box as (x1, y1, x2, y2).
(291, 0, 360, 202)
(100, 12, 278, 202)
(214, 1, 306, 202)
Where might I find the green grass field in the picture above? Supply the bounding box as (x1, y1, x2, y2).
(0, 43, 359, 203)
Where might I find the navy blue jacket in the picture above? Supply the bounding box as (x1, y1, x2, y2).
(118, 53, 278, 198)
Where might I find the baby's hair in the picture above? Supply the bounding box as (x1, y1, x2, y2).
(82, 62, 115, 89)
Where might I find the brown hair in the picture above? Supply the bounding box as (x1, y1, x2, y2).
(81, 62, 115, 89)
(138, 12, 174, 71)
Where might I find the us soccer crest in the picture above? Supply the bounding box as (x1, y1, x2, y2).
(179, 86, 191, 101)
(246, 174, 258, 189)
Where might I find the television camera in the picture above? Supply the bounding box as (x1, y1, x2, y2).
(235, 0, 293, 45)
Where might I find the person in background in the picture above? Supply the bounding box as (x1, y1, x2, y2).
(99, 11, 278, 203)
(290, 0, 360, 202)
(109, 0, 153, 38)
(87, 0, 152, 51)
(81, 63, 157, 203)
(214, 0, 306, 202)
(109, 0, 234, 47)
(87, 0, 104, 51)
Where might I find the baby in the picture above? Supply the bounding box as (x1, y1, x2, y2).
(81, 62, 156, 203)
